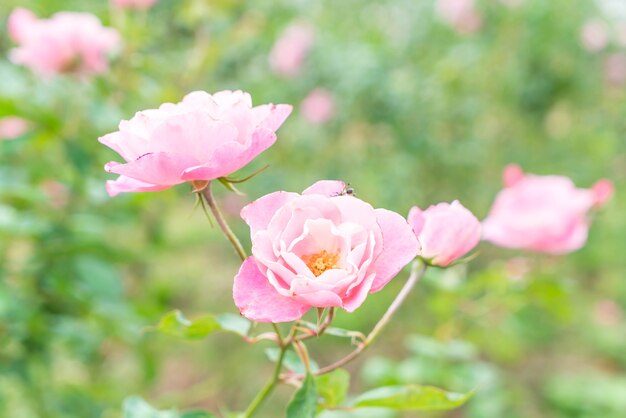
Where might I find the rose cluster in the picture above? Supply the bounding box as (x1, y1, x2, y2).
(97, 89, 613, 323)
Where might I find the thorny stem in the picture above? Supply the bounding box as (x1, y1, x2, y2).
(314, 260, 427, 376)
(200, 181, 247, 262)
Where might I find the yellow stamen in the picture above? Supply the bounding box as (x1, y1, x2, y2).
(302, 250, 340, 277)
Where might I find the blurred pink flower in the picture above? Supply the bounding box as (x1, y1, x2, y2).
(269, 22, 315, 77)
(593, 299, 623, 327)
(40, 180, 70, 209)
(8, 8, 120, 77)
(100, 90, 292, 197)
(580, 19, 609, 52)
(111, 0, 157, 10)
(300, 88, 336, 125)
(482, 164, 613, 254)
(604, 53, 626, 86)
(436, 0, 483, 35)
(408, 201, 481, 267)
(0, 116, 29, 140)
(233, 180, 419, 322)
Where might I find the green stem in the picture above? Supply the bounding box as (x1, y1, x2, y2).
(201, 182, 247, 262)
(314, 260, 427, 375)
(242, 345, 287, 417)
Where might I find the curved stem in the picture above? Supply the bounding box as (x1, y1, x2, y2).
(315, 260, 427, 375)
(201, 182, 247, 262)
(242, 345, 287, 418)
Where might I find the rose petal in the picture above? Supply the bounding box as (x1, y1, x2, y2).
(241, 191, 299, 236)
(302, 180, 346, 197)
(233, 257, 310, 323)
(106, 152, 201, 186)
(105, 175, 170, 197)
(370, 208, 420, 292)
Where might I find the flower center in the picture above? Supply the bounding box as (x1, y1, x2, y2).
(302, 250, 340, 277)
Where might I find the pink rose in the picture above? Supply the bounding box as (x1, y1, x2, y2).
(482, 165, 613, 254)
(233, 180, 419, 323)
(580, 19, 609, 53)
(99, 90, 292, 197)
(111, 0, 157, 10)
(269, 22, 315, 77)
(8, 8, 120, 77)
(0, 116, 29, 140)
(408, 201, 481, 267)
(436, 0, 482, 35)
(300, 88, 336, 125)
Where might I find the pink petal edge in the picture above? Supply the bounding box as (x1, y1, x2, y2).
(233, 257, 310, 323)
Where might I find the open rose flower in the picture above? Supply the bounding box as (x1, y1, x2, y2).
(301, 88, 336, 125)
(436, 0, 482, 35)
(111, 0, 157, 10)
(408, 201, 481, 267)
(269, 22, 315, 77)
(99, 90, 292, 197)
(8, 8, 120, 77)
(482, 164, 613, 254)
(233, 180, 419, 323)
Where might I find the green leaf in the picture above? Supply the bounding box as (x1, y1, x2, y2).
(123, 397, 216, 418)
(265, 348, 319, 374)
(316, 369, 350, 409)
(180, 412, 217, 418)
(352, 385, 473, 411)
(156, 310, 220, 340)
(123, 396, 179, 418)
(286, 373, 318, 418)
(300, 321, 362, 339)
(217, 313, 251, 336)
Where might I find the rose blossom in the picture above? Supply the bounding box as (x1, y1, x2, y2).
(300, 88, 336, 125)
(269, 22, 315, 77)
(436, 0, 482, 35)
(482, 164, 613, 254)
(233, 180, 419, 323)
(408, 201, 481, 267)
(7, 8, 120, 77)
(111, 0, 157, 10)
(0, 116, 29, 140)
(580, 19, 609, 53)
(99, 90, 292, 197)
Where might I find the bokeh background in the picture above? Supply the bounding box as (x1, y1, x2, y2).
(1, 0, 625, 417)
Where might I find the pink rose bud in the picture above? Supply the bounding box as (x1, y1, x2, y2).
(300, 88, 336, 125)
(0, 116, 29, 140)
(580, 19, 609, 53)
(436, 0, 483, 35)
(99, 90, 292, 197)
(110, 0, 157, 10)
(407, 201, 481, 267)
(7, 8, 120, 78)
(482, 164, 613, 254)
(269, 22, 315, 77)
(233, 180, 419, 323)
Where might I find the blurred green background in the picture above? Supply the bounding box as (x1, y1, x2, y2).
(0, 0, 624, 417)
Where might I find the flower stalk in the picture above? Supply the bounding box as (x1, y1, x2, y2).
(200, 181, 247, 262)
